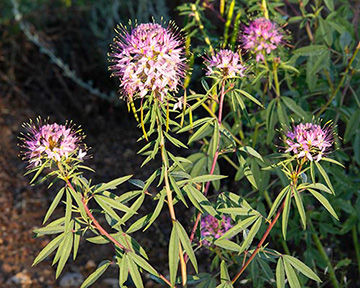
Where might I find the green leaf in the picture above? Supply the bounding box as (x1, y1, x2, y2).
(95, 195, 136, 214)
(175, 221, 198, 272)
(73, 221, 81, 260)
(301, 183, 332, 194)
(214, 239, 241, 251)
(43, 187, 65, 224)
(119, 255, 129, 287)
(188, 122, 212, 144)
(293, 45, 328, 56)
(187, 185, 218, 217)
(239, 146, 263, 161)
(219, 215, 258, 240)
(281, 97, 309, 120)
(127, 253, 144, 288)
(32, 233, 65, 266)
(130, 253, 158, 276)
(266, 99, 277, 143)
(268, 186, 289, 219)
(33, 225, 64, 235)
(144, 192, 166, 230)
(321, 157, 345, 168)
(189, 174, 227, 184)
(169, 175, 188, 207)
(220, 260, 230, 283)
(126, 214, 153, 234)
(277, 98, 288, 126)
(276, 258, 285, 288)
(218, 207, 256, 216)
(282, 190, 292, 240)
(324, 0, 334, 10)
(235, 89, 264, 108)
(208, 121, 219, 158)
(283, 258, 301, 288)
(56, 231, 73, 278)
(64, 190, 72, 232)
(164, 131, 187, 148)
(293, 187, 306, 229)
(94, 195, 124, 226)
(67, 186, 88, 220)
(239, 217, 262, 253)
(122, 193, 145, 223)
(169, 226, 180, 286)
(283, 255, 322, 282)
(308, 189, 339, 220)
(315, 162, 334, 194)
(93, 175, 133, 193)
(81, 260, 111, 288)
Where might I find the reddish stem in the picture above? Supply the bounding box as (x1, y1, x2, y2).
(186, 80, 226, 261)
(64, 177, 173, 287)
(231, 201, 285, 284)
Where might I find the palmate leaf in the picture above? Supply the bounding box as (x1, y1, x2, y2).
(81, 260, 111, 288)
(283, 255, 322, 283)
(283, 258, 301, 288)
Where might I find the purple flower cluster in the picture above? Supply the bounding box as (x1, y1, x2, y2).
(285, 122, 333, 162)
(201, 215, 232, 246)
(241, 18, 283, 62)
(109, 23, 186, 101)
(205, 49, 246, 78)
(21, 121, 85, 167)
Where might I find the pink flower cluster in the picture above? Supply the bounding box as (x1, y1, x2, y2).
(241, 17, 283, 62)
(201, 215, 232, 246)
(22, 121, 84, 167)
(109, 23, 186, 101)
(205, 49, 246, 78)
(285, 122, 333, 162)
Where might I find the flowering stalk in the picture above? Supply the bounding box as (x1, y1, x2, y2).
(187, 79, 226, 253)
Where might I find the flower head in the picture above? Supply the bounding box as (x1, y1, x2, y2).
(284, 122, 334, 162)
(20, 119, 86, 167)
(109, 22, 186, 101)
(201, 215, 232, 247)
(241, 17, 283, 62)
(205, 49, 246, 78)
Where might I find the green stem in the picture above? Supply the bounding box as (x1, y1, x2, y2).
(273, 62, 280, 97)
(159, 123, 187, 287)
(309, 219, 340, 288)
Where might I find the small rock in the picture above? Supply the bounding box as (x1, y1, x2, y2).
(59, 272, 84, 287)
(6, 270, 32, 286)
(85, 259, 96, 270)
